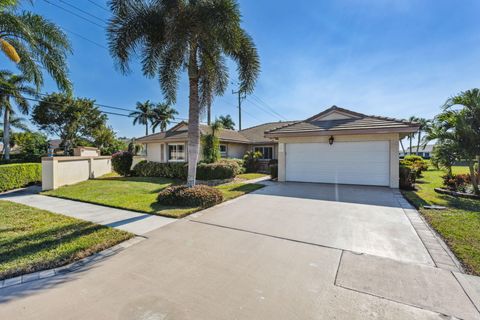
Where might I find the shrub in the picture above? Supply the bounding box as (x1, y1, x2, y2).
(400, 155, 428, 178)
(0, 163, 42, 192)
(218, 158, 244, 175)
(270, 164, 278, 179)
(243, 151, 262, 173)
(132, 161, 187, 179)
(157, 185, 223, 208)
(442, 174, 471, 192)
(111, 151, 133, 176)
(399, 165, 416, 190)
(196, 162, 235, 180)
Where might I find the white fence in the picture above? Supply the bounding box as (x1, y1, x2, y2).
(42, 156, 112, 191)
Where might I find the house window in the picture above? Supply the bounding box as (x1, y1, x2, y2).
(168, 144, 185, 161)
(219, 144, 227, 157)
(254, 146, 273, 160)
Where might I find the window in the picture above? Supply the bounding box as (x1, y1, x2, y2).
(219, 144, 227, 157)
(254, 146, 273, 160)
(168, 144, 185, 161)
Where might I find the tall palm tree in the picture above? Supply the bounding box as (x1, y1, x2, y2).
(0, 113, 29, 131)
(415, 118, 431, 154)
(151, 103, 178, 133)
(218, 114, 235, 130)
(0, 70, 35, 159)
(130, 100, 154, 136)
(108, 0, 260, 186)
(407, 116, 419, 155)
(0, 1, 72, 92)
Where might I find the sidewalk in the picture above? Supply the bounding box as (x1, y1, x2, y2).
(0, 186, 175, 235)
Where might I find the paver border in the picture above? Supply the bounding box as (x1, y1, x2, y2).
(0, 236, 145, 290)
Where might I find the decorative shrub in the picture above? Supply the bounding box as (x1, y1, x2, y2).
(111, 151, 133, 176)
(243, 151, 262, 173)
(442, 174, 471, 192)
(196, 162, 235, 180)
(270, 164, 278, 179)
(399, 165, 416, 190)
(157, 185, 223, 208)
(400, 155, 429, 178)
(0, 163, 42, 192)
(132, 161, 187, 179)
(218, 159, 244, 175)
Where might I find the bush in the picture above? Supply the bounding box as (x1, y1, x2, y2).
(243, 151, 262, 173)
(270, 164, 278, 179)
(442, 174, 471, 192)
(400, 155, 429, 178)
(399, 165, 416, 190)
(196, 162, 235, 180)
(157, 185, 223, 208)
(132, 161, 187, 179)
(0, 163, 42, 192)
(111, 151, 133, 176)
(217, 159, 244, 175)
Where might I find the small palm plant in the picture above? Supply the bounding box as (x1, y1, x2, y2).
(130, 100, 154, 136)
(108, 0, 260, 186)
(218, 115, 235, 130)
(151, 103, 178, 133)
(202, 120, 222, 163)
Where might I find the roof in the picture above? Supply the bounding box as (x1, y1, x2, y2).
(136, 122, 251, 144)
(239, 121, 297, 144)
(403, 144, 435, 153)
(265, 106, 419, 137)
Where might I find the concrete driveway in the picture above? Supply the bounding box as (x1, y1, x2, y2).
(1, 182, 479, 319)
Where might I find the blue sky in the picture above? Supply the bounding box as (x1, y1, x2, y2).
(7, 0, 480, 138)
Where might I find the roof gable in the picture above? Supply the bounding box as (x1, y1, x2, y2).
(309, 106, 360, 121)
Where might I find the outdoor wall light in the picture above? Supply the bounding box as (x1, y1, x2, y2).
(329, 136, 334, 145)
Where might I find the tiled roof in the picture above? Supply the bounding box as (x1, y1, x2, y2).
(136, 123, 251, 144)
(265, 106, 419, 136)
(239, 121, 297, 144)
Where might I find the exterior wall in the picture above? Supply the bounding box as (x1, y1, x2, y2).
(146, 143, 162, 162)
(41, 156, 112, 191)
(277, 133, 400, 188)
(226, 143, 248, 159)
(73, 147, 100, 157)
(132, 156, 146, 169)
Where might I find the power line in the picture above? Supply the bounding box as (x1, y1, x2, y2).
(87, 0, 110, 12)
(42, 0, 106, 29)
(250, 94, 288, 120)
(61, 26, 109, 50)
(245, 97, 286, 121)
(58, 0, 106, 23)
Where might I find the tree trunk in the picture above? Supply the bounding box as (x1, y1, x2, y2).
(3, 108, 10, 160)
(145, 124, 148, 136)
(409, 134, 413, 155)
(186, 48, 200, 187)
(477, 155, 480, 176)
(207, 102, 211, 125)
(468, 160, 479, 195)
(399, 139, 406, 155)
(416, 131, 421, 155)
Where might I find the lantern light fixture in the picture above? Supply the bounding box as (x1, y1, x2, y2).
(329, 136, 334, 145)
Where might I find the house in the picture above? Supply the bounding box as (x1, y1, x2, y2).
(136, 106, 419, 188)
(136, 120, 296, 165)
(399, 144, 434, 159)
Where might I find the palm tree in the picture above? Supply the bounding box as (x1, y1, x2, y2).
(407, 116, 419, 155)
(108, 0, 260, 186)
(130, 100, 154, 136)
(0, 113, 29, 131)
(218, 114, 235, 130)
(151, 103, 178, 133)
(415, 118, 430, 154)
(0, 1, 72, 92)
(0, 70, 35, 159)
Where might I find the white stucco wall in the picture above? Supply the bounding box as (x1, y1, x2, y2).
(90, 158, 112, 178)
(277, 133, 400, 188)
(226, 143, 248, 159)
(146, 143, 162, 162)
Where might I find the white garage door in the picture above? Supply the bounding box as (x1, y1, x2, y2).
(285, 141, 390, 186)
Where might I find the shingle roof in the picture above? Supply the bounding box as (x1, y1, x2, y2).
(136, 122, 251, 144)
(239, 121, 297, 144)
(265, 106, 419, 137)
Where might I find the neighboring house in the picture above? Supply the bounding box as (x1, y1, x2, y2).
(399, 144, 434, 159)
(137, 106, 419, 188)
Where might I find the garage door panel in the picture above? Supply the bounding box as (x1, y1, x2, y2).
(286, 141, 390, 186)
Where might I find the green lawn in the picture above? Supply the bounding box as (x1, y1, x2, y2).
(0, 200, 133, 280)
(43, 176, 264, 218)
(402, 166, 480, 275)
(237, 173, 269, 180)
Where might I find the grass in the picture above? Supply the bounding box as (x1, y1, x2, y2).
(43, 175, 264, 218)
(402, 166, 480, 275)
(0, 200, 133, 280)
(236, 173, 269, 180)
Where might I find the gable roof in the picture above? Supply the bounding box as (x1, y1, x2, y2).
(239, 121, 297, 144)
(136, 121, 251, 144)
(265, 106, 419, 137)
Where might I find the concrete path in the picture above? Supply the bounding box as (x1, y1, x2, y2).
(0, 186, 175, 235)
(0, 182, 479, 319)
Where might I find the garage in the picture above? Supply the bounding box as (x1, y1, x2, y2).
(285, 141, 390, 186)
(264, 106, 420, 189)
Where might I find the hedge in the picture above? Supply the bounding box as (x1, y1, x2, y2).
(157, 185, 223, 208)
(0, 163, 42, 192)
(132, 161, 237, 180)
(112, 151, 133, 176)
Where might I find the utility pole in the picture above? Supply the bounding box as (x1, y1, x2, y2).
(232, 89, 246, 130)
